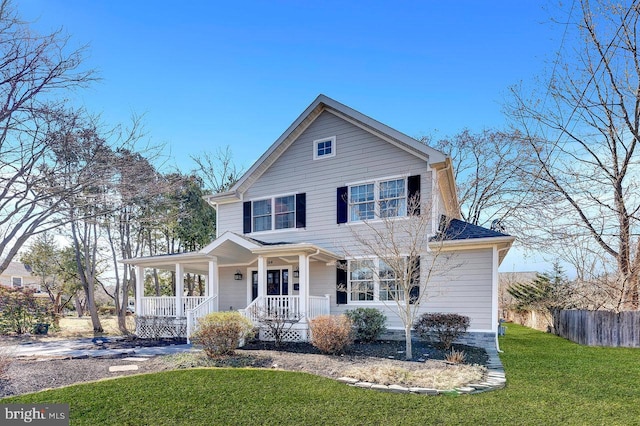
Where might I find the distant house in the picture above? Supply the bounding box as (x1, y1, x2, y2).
(0, 261, 41, 292)
(123, 95, 515, 348)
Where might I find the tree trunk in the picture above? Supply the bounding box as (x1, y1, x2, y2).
(405, 325, 413, 360)
(153, 268, 160, 296)
(74, 294, 84, 317)
(71, 218, 103, 333)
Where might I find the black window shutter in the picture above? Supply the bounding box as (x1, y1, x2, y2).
(243, 201, 252, 234)
(336, 259, 348, 304)
(296, 193, 306, 228)
(407, 175, 421, 216)
(409, 256, 420, 304)
(337, 186, 348, 224)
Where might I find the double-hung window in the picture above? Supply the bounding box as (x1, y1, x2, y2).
(349, 183, 375, 221)
(348, 258, 406, 302)
(379, 179, 406, 218)
(245, 193, 306, 233)
(274, 195, 295, 229)
(349, 178, 406, 222)
(252, 200, 272, 232)
(378, 260, 402, 301)
(349, 260, 374, 301)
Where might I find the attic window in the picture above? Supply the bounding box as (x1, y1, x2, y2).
(313, 136, 336, 160)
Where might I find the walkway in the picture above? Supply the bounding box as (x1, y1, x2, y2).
(6, 337, 197, 359)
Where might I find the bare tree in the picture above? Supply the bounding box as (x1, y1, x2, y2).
(104, 140, 167, 334)
(343, 195, 459, 360)
(427, 130, 534, 228)
(507, 0, 640, 309)
(191, 146, 243, 194)
(0, 0, 96, 273)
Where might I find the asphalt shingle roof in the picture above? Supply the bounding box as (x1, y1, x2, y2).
(433, 217, 511, 241)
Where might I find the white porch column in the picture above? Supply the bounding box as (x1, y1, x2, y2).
(298, 254, 308, 322)
(257, 255, 267, 299)
(175, 263, 184, 317)
(208, 257, 219, 312)
(135, 265, 144, 316)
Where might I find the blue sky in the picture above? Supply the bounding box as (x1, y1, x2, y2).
(20, 1, 562, 273)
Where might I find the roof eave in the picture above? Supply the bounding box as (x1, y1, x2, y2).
(429, 235, 516, 249)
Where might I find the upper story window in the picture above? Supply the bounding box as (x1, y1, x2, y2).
(337, 175, 420, 225)
(349, 178, 406, 222)
(313, 136, 336, 160)
(244, 193, 306, 234)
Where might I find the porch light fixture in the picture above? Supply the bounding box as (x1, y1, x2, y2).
(293, 267, 299, 278)
(234, 270, 243, 280)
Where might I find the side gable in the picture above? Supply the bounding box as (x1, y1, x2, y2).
(205, 94, 449, 205)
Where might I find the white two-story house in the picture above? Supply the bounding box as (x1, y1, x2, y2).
(122, 95, 514, 348)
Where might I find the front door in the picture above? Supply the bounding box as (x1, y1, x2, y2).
(267, 269, 289, 295)
(251, 269, 289, 300)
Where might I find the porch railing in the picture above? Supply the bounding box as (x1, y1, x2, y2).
(139, 296, 209, 317)
(309, 295, 331, 318)
(242, 295, 330, 324)
(186, 295, 218, 343)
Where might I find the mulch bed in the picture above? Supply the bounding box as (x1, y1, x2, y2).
(0, 337, 488, 398)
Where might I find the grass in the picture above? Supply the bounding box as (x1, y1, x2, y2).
(3, 324, 640, 425)
(53, 316, 134, 338)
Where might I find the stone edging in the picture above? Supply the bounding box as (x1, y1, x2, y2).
(336, 347, 506, 395)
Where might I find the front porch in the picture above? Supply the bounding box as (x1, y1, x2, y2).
(122, 232, 340, 342)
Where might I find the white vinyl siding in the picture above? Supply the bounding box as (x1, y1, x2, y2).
(331, 248, 495, 331)
(217, 111, 432, 254)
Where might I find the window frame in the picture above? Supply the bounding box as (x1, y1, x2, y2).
(11, 276, 23, 288)
(313, 136, 336, 160)
(348, 176, 408, 222)
(347, 258, 406, 303)
(251, 194, 298, 233)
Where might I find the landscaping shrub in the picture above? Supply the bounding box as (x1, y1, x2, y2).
(445, 348, 467, 364)
(414, 312, 470, 349)
(309, 315, 353, 354)
(190, 312, 254, 357)
(345, 307, 386, 343)
(0, 287, 55, 335)
(98, 306, 116, 316)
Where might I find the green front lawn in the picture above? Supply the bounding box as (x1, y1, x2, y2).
(3, 324, 640, 425)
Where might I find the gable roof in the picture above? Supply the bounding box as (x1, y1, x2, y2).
(0, 261, 32, 277)
(205, 94, 452, 205)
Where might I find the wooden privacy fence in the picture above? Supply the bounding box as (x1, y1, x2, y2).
(554, 310, 640, 347)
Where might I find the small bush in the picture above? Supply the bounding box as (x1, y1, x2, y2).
(445, 348, 467, 364)
(190, 312, 254, 357)
(309, 315, 353, 354)
(0, 287, 55, 335)
(98, 306, 116, 316)
(345, 307, 386, 343)
(414, 313, 470, 349)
